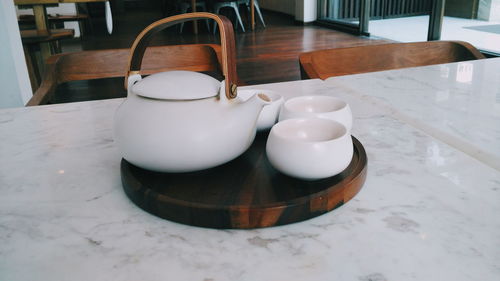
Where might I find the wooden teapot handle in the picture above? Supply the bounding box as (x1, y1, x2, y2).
(125, 12, 238, 99)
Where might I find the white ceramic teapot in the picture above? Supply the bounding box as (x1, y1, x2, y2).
(113, 13, 270, 173)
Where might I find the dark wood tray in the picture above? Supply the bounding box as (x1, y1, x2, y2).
(121, 134, 367, 229)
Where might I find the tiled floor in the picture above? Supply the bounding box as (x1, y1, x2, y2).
(368, 16, 500, 54)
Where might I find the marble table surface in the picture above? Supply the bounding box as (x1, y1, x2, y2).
(1, 62, 500, 281)
(326, 57, 500, 171)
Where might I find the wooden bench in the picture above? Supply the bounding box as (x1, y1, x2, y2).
(21, 28, 74, 43)
(19, 13, 91, 38)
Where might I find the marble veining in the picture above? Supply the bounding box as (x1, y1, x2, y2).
(325, 57, 500, 171)
(1, 71, 500, 281)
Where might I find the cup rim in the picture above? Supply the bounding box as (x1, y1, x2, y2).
(270, 118, 349, 144)
(283, 95, 348, 114)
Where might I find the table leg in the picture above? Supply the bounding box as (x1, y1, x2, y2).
(250, 0, 255, 30)
(192, 0, 198, 34)
(32, 5, 52, 65)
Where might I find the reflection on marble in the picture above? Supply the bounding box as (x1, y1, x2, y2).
(1, 77, 500, 281)
(325, 57, 500, 171)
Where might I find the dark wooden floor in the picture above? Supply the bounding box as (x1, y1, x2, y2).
(53, 5, 389, 103)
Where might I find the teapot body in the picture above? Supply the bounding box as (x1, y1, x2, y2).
(113, 93, 265, 172)
(115, 13, 268, 172)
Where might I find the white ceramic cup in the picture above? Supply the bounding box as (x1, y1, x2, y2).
(266, 118, 353, 180)
(238, 89, 284, 131)
(279, 95, 352, 131)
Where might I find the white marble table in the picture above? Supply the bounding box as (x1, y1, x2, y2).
(1, 61, 500, 281)
(326, 57, 500, 171)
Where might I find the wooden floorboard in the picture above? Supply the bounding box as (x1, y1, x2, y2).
(52, 7, 389, 103)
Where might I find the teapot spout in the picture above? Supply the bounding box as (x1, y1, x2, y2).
(247, 91, 272, 106)
(237, 90, 272, 125)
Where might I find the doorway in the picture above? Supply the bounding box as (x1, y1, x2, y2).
(318, 0, 500, 55)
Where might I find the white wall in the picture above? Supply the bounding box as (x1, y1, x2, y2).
(0, 0, 32, 109)
(258, 0, 318, 23)
(295, 0, 317, 22)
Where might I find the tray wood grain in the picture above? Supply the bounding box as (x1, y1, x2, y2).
(121, 134, 367, 229)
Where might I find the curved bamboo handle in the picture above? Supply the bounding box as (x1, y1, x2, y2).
(125, 12, 238, 99)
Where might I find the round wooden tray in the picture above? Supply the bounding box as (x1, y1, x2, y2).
(121, 134, 367, 229)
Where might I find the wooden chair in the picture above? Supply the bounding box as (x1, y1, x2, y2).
(26, 44, 241, 106)
(177, 0, 211, 33)
(238, 0, 265, 27)
(299, 41, 485, 80)
(213, 0, 245, 32)
(21, 28, 75, 90)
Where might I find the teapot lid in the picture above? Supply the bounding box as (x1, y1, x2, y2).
(132, 71, 221, 100)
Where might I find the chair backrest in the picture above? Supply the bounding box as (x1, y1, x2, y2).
(27, 43, 232, 106)
(299, 40, 485, 80)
